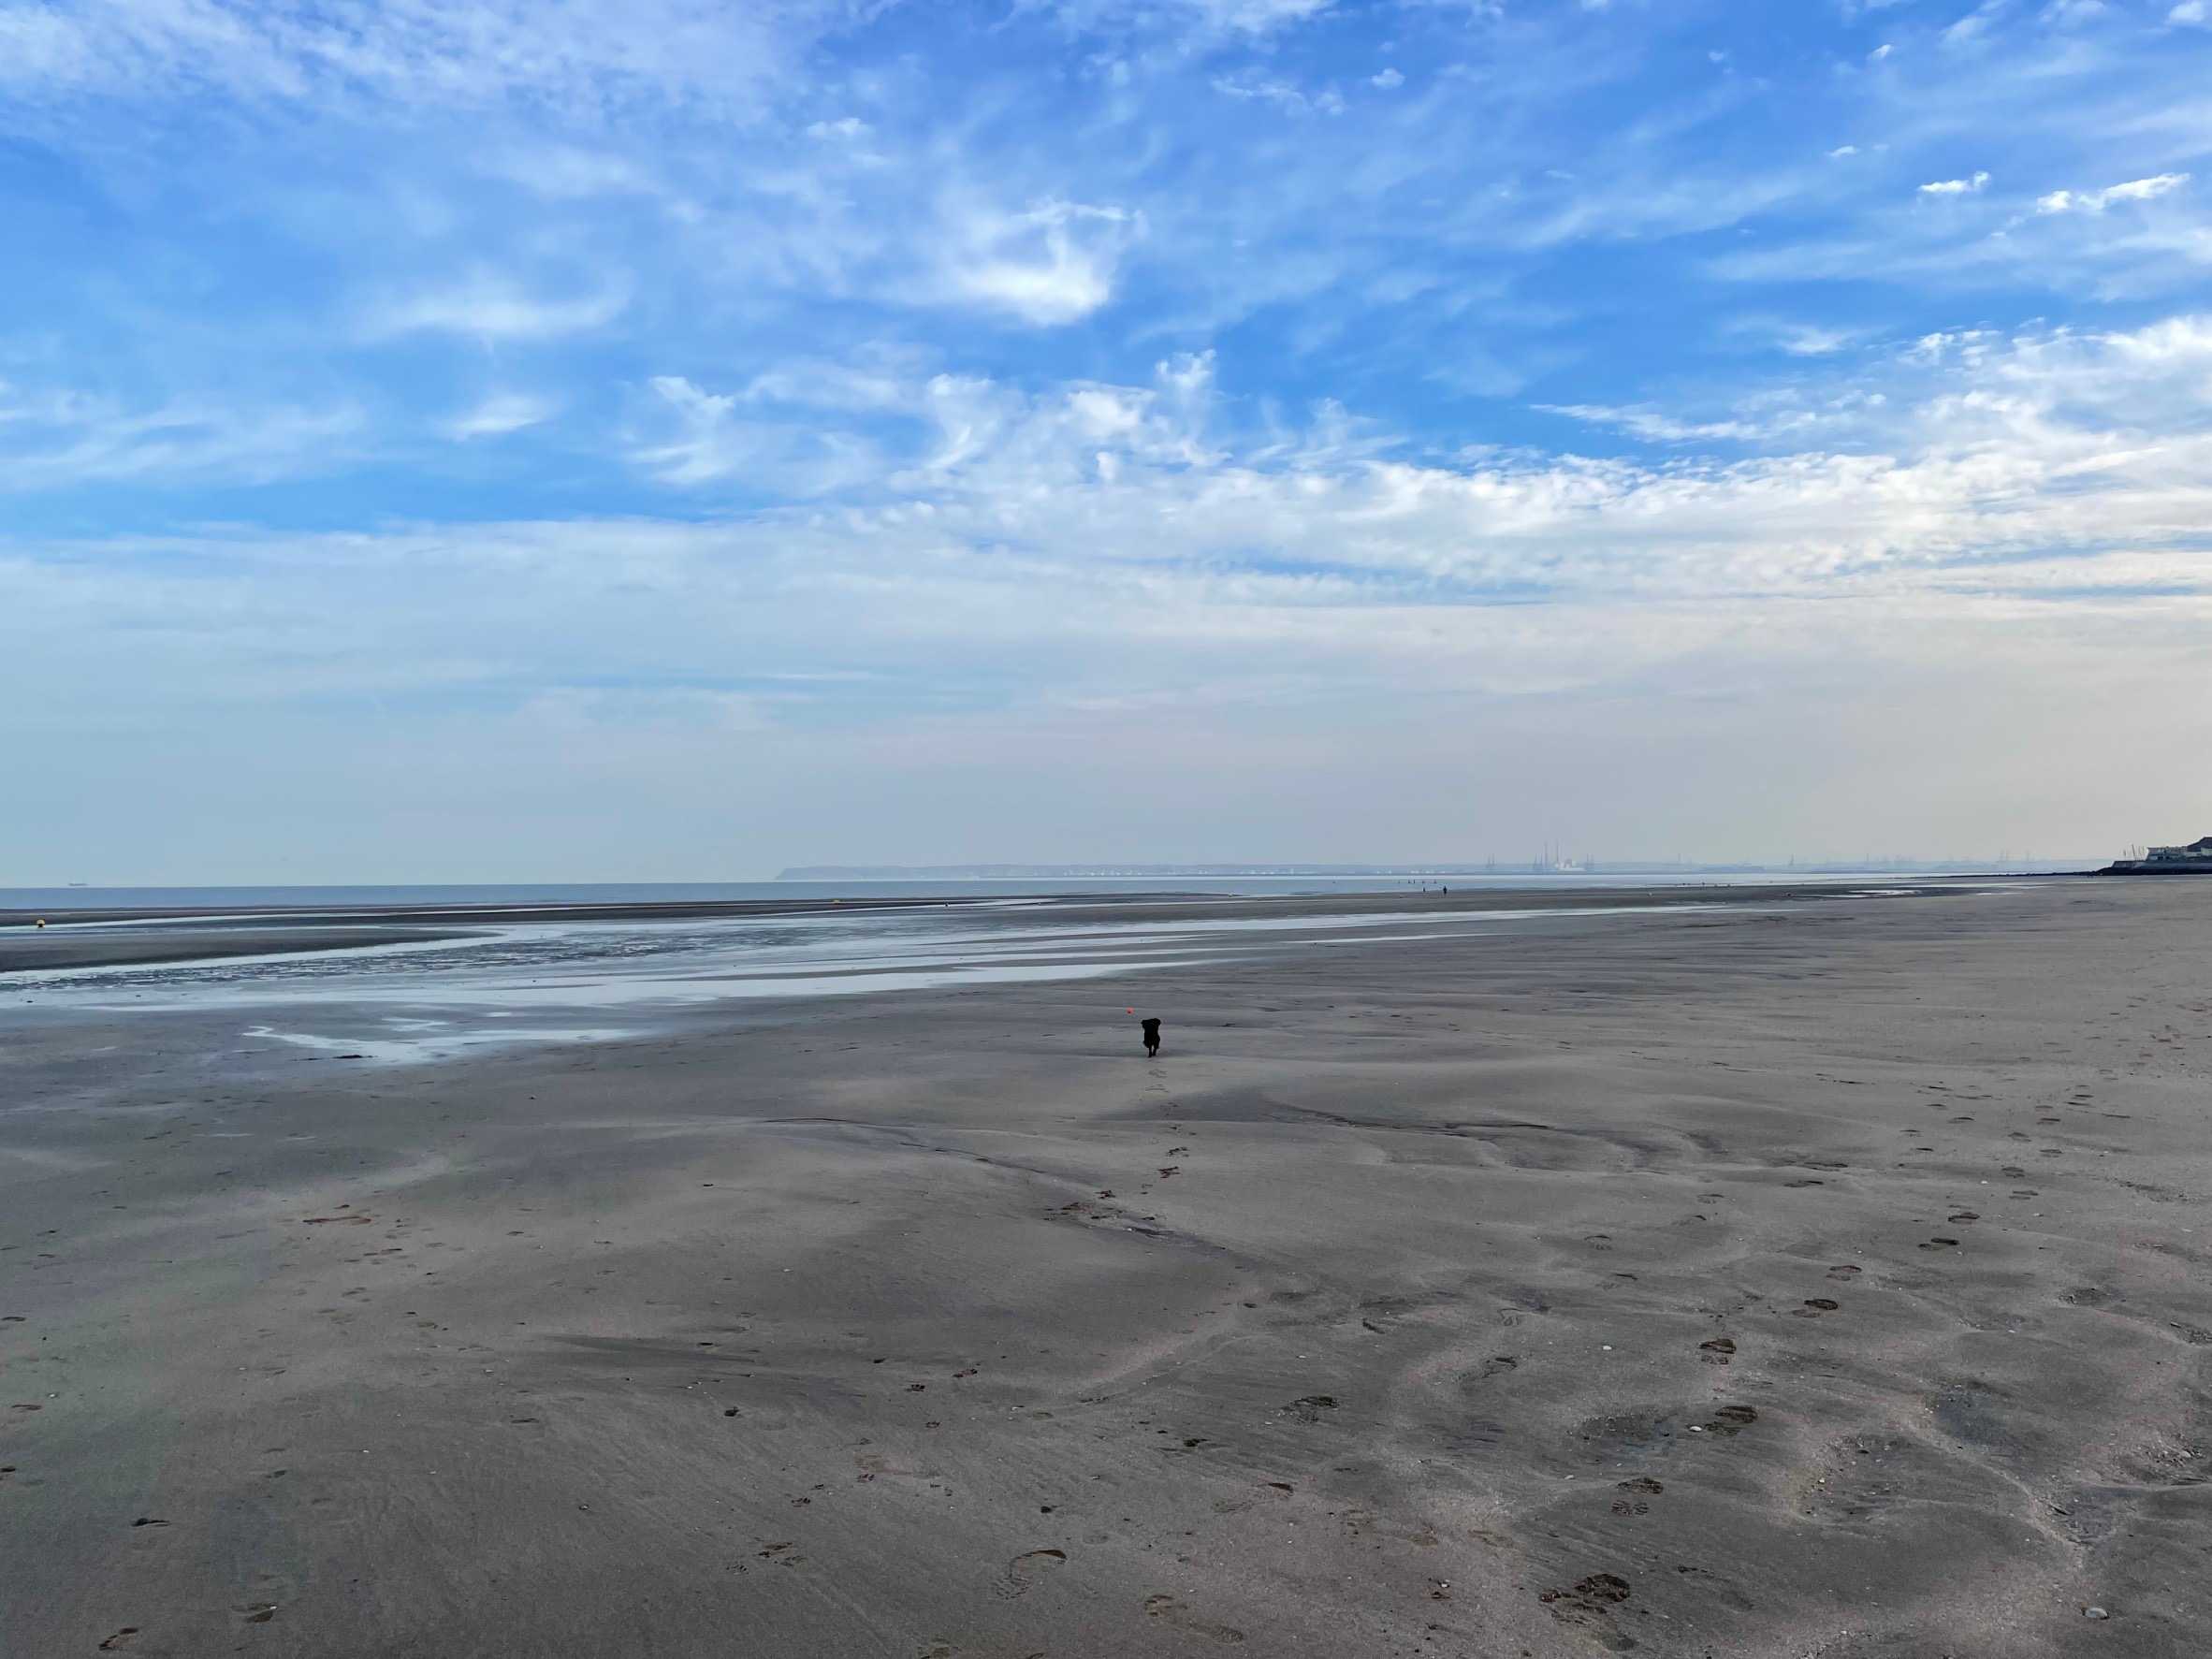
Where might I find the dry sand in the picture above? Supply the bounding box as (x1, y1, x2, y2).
(4, 878, 2211, 1657)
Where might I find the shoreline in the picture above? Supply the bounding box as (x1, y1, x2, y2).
(0, 876, 2021, 978)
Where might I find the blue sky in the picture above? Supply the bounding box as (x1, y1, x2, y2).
(4, 0, 2211, 879)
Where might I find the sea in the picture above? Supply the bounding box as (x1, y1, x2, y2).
(0, 868, 2046, 912)
(0, 872, 2049, 1067)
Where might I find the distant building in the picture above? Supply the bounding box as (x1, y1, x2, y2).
(2100, 836, 2212, 875)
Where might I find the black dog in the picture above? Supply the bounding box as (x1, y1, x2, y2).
(1141, 1017, 1161, 1057)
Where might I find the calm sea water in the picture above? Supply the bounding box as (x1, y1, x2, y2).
(0, 870, 2017, 913)
(2, 874, 2049, 1067)
(0, 888, 1764, 1063)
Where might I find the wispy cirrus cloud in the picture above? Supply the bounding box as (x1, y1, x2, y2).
(595, 316, 2212, 614)
(443, 393, 560, 441)
(0, 382, 360, 489)
(368, 270, 630, 342)
(0, 0, 831, 109)
(931, 197, 1140, 326)
(2036, 173, 2190, 214)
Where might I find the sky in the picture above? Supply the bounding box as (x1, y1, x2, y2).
(4, 0, 2211, 880)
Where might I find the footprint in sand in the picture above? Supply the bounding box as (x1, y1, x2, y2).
(97, 1631, 139, 1652)
(1144, 1595, 1245, 1643)
(1613, 1477, 1662, 1512)
(1791, 1299, 1841, 1317)
(1571, 1573, 1632, 1603)
(1698, 1338, 1735, 1362)
(997, 1548, 1067, 1599)
(1540, 1573, 1635, 1638)
(1826, 1265, 1861, 1280)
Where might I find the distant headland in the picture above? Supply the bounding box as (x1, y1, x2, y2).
(2100, 836, 2212, 875)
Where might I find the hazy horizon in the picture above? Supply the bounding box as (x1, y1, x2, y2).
(4, 0, 2209, 882)
(0, 853, 2113, 899)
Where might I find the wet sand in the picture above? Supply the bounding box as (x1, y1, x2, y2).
(0, 881, 1947, 974)
(4, 878, 2209, 1656)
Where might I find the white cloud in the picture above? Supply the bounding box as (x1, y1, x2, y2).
(0, 382, 360, 489)
(444, 393, 560, 441)
(1917, 172, 1990, 196)
(1371, 68, 1404, 89)
(1047, 0, 1333, 35)
(1200, 0, 1333, 25)
(599, 318, 2212, 615)
(0, 0, 815, 111)
(936, 199, 1137, 327)
(2035, 173, 2190, 214)
(1778, 324, 1857, 356)
(630, 374, 882, 492)
(2170, 2, 2207, 25)
(371, 271, 629, 341)
(1537, 404, 1778, 444)
(1722, 317, 1868, 357)
(633, 375, 741, 483)
(1211, 73, 1346, 115)
(495, 145, 657, 200)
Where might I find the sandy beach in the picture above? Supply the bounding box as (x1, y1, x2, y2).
(5, 877, 2210, 1657)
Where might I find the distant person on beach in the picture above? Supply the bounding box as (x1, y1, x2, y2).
(1141, 1017, 1161, 1057)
